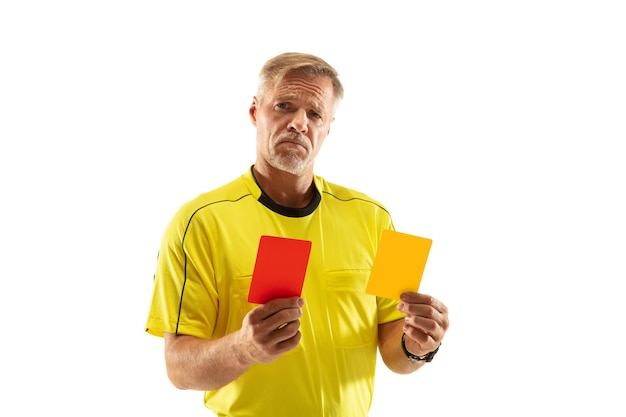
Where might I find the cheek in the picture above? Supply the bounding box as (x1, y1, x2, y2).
(311, 135, 326, 153)
(256, 120, 273, 140)
(260, 118, 282, 137)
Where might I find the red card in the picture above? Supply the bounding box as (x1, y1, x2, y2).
(247, 235, 312, 304)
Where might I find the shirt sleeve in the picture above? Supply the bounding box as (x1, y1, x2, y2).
(376, 296, 404, 324)
(145, 205, 218, 339)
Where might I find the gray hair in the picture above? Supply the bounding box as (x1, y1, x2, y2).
(256, 52, 344, 113)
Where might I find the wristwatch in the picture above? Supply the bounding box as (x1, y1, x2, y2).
(401, 333, 440, 362)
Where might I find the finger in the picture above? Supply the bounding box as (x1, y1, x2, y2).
(249, 297, 305, 323)
(246, 328, 302, 363)
(403, 327, 440, 354)
(269, 304, 304, 330)
(273, 319, 301, 338)
(399, 292, 448, 315)
(404, 315, 444, 338)
(403, 325, 436, 346)
(260, 319, 302, 357)
(398, 301, 442, 322)
(243, 315, 301, 358)
(275, 329, 302, 353)
(400, 306, 450, 336)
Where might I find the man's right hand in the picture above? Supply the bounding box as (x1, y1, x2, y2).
(235, 297, 305, 365)
(164, 296, 305, 390)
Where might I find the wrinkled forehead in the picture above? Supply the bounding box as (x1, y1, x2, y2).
(270, 73, 335, 107)
(273, 73, 332, 96)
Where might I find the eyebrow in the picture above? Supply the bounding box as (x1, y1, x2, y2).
(274, 95, 327, 115)
(274, 93, 299, 103)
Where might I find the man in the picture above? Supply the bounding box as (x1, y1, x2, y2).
(145, 52, 449, 416)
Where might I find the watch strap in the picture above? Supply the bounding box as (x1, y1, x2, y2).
(401, 333, 440, 362)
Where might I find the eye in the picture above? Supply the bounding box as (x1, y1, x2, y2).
(309, 111, 322, 119)
(275, 103, 290, 110)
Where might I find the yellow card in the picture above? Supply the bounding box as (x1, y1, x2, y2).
(366, 230, 433, 300)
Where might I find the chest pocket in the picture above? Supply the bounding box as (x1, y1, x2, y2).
(324, 269, 378, 349)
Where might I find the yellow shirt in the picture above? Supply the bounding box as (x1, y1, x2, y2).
(145, 167, 404, 416)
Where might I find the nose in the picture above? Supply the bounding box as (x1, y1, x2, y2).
(287, 109, 308, 134)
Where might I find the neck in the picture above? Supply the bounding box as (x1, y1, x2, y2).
(252, 164, 314, 208)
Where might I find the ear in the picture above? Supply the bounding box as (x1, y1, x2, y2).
(249, 97, 259, 126)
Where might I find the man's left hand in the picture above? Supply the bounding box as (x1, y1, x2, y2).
(397, 292, 450, 357)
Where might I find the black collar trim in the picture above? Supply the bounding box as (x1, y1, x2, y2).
(250, 166, 321, 218)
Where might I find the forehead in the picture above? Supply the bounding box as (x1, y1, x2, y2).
(269, 73, 335, 108)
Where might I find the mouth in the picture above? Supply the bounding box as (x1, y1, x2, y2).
(279, 140, 306, 149)
(276, 135, 309, 151)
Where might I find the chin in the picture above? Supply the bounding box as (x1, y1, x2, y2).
(270, 156, 310, 176)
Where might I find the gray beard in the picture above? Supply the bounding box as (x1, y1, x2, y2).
(267, 151, 311, 176)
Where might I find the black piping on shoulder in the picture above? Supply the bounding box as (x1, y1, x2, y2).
(321, 191, 391, 215)
(176, 192, 253, 334)
(322, 190, 395, 230)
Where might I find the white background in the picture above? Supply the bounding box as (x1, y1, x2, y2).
(1, 1, 625, 415)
